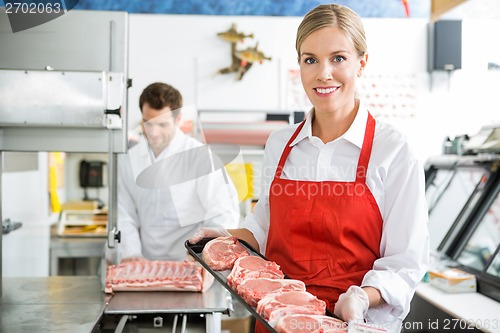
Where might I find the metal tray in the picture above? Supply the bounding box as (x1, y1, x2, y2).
(185, 238, 336, 332)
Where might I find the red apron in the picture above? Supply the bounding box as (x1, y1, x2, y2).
(255, 113, 383, 332)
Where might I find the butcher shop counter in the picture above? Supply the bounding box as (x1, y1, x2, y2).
(0, 276, 106, 333)
(1, 276, 233, 333)
(99, 281, 232, 332)
(405, 283, 500, 333)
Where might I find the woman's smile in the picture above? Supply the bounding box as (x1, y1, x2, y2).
(314, 86, 340, 96)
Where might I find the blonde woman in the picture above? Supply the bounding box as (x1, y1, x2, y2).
(191, 4, 429, 332)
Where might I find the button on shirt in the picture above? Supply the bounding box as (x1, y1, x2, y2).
(242, 103, 429, 330)
(117, 129, 240, 262)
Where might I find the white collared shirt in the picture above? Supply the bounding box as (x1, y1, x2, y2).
(242, 102, 429, 331)
(115, 129, 240, 262)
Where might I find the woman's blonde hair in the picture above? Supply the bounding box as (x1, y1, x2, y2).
(296, 4, 367, 62)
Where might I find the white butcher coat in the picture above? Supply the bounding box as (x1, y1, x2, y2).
(116, 129, 240, 262)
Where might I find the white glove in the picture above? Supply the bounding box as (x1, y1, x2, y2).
(188, 226, 231, 244)
(334, 285, 369, 322)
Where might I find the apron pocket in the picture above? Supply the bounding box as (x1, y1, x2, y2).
(290, 208, 327, 261)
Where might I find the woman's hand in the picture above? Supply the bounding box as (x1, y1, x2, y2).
(189, 227, 261, 253)
(334, 285, 369, 322)
(188, 227, 231, 244)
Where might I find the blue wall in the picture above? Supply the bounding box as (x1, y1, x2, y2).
(74, 0, 430, 18)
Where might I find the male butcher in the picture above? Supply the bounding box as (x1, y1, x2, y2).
(113, 82, 240, 263)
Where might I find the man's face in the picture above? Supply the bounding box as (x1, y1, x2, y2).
(141, 103, 178, 156)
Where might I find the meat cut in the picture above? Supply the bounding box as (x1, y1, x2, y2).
(257, 292, 327, 327)
(236, 278, 306, 307)
(105, 260, 213, 293)
(201, 236, 250, 271)
(256, 291, 327, 327)
(275, 314, 347, 333)
(227, 255, 284, 289)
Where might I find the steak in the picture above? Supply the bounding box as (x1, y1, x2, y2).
(105, 260, 213, 293)
(275, 314, 347, 333)
(236, 278, 306, 307)
(227, 255, 284, 289)
(201, 236, 250, 271)
(256, 291, 327, 327)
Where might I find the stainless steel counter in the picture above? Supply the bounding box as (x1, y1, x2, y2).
(1, 276, 106, 333)
(105, 282, 230, 315)
(1, 276, 232, 333)
(102, 281, 231, 333)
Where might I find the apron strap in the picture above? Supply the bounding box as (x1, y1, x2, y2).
(275, 120, 306, 179)
(355, 112, 376, 183)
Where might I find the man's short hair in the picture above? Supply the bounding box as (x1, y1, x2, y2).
(139, 82, 183, 117)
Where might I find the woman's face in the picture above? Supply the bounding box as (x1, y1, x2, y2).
(299, 26, 367, 116)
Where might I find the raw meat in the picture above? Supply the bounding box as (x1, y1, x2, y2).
(275, 314, 347, 333)
(227, 255, 284, 289)
(105, 260, 213, 293)
(256, 291, 327, 327)
(236, 278, 306, 307)
(201, 236, 250, 271)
